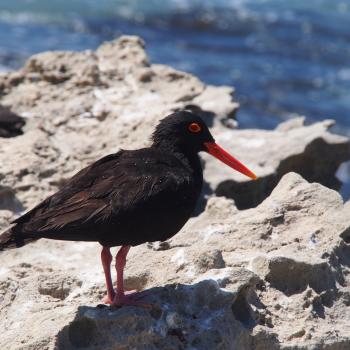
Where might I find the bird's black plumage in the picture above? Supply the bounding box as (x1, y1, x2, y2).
(0, 110, 257, 306)
(2, 111, 213, 248)
(0, 105, 25, 138)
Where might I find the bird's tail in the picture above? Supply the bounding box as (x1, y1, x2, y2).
(0, 226, 37, 251)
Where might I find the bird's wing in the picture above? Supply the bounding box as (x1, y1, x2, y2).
(13, 149, 190, 237)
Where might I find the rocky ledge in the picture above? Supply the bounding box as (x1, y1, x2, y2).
(1, 173, 350, 350)
(0, 36, 350, 350)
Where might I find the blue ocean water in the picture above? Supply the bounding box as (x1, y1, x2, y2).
(0, 0, 349, 197)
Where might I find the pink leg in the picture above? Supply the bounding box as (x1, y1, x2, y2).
(112, 245, 151, 308)
(101, 247, 115, 304)
(115, 245, 131, 300)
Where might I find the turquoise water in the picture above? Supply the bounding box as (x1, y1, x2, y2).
(0, 0, 349, 196)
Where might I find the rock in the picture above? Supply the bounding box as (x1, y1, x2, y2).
(123, 172, 350, 349)
(56, 280, 253, 350)
(0, 173, 350, 349)
(0, 36, 239, 211)
(191, 85, 239, 128)
(38, 274, 82, 300)
(0, 186, 24, 213)
(0, 35, 348, 213)
(0, 36, 350, 349)
(203, 118, 350, 208)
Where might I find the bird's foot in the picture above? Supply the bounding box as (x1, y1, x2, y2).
(112, 290, 152, 308)
(101, 293, 115, 305)
(102, 290, 151, 308)
(102, 289, 137, 304)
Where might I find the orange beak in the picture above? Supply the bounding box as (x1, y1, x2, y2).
(204, 142, 257, 180)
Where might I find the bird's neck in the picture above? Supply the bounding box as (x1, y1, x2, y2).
(153, 141, 203, 178)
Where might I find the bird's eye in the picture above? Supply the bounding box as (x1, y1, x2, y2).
(188, 122, 201, 133)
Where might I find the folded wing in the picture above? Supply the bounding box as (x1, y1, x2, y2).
(13, 149, 190, 241)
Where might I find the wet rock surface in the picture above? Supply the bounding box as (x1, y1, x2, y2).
(0, 36, 350, 349)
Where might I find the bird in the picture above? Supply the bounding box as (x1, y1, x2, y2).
(0, 111, 257, 307)
(0, 105, 25, 138)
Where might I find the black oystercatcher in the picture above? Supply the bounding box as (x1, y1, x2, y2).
(0, 111, 256, 306)
(0, 105, 25, 138)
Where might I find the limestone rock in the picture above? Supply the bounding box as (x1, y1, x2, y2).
(0, 35, 348, 214)
(0, 173, 350, 349)
(0, 36, 239, 211)
(0, 36, 350, 349)
(203, 118, 350, 208)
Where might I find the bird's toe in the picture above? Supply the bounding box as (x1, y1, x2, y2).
(102, 292, 115, 305)
(111, 291, 152, 309)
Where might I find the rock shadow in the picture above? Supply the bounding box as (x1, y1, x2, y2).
(55, 279, 267, 350)
(215, 137, 350, 210)
(0, 186, 25, 213)
(265, 257, 337, 297)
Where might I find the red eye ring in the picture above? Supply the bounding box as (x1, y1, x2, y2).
(188, 122, 201, 133)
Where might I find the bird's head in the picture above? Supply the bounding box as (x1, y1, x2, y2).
(152, 111, 257, 180)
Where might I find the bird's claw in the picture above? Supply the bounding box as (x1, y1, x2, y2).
(102, 289, 152, 308)
(112, 294, 152, 309)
